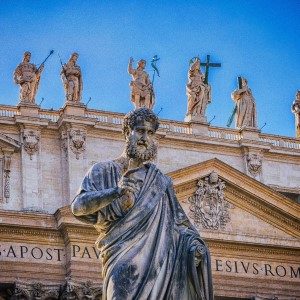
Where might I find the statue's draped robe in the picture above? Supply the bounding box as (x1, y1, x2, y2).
(232, 88, 257, 129)
(74, 160, 213, 300)
(186, 66, 211, 116)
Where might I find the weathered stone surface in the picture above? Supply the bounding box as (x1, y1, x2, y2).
(0, 104, 299, 299)
(185, 57, 211, 122)
(60, 53, 83, 103)
(292, 90, 300, 138)
(72, 108, 214, 300)
(128, 58, 155, 109)
(13, 52, 44, 104)
(231, 77, 257, 129)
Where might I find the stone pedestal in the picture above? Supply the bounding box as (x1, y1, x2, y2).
(184, 115, 209, 136)
(184, 114, 207, 123)
(61, 102, 86, 117)
(239, 127, 260, 141)
(17, 102, 40, 117)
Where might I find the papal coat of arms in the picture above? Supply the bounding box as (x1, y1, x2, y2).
(188, 171, 234, 230)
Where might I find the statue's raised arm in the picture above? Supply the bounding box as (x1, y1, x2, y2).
(128, 57, 155, 110)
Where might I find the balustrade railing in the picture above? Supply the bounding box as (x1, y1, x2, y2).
(0, 105, 299, 152)
(0, 105, 18, 117)
(208, 127, 240, 141)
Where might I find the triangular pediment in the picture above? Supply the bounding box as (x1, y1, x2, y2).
(168, 158, 300, 239)
(0, 132, 21, 152)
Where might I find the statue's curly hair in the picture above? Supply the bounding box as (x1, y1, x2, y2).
(122, 108, 159, 136)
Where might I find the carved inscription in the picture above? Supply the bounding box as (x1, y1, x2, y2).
(214, 258, 300, 280)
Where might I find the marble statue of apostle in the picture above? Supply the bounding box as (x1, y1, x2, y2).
(13, 51, 44, 103)
(128, 57, 155, 109)
(60, 53, 83, 103)
(72, 108, 214, 300)
(292, 90, 300, 138)
(231, 77, 257, 129)
(186, 57, 211, 117)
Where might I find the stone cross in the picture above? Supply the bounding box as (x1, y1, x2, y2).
(200, 54, 221, 84)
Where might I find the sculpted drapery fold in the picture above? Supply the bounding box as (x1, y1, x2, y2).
(73, 160, 213, 300)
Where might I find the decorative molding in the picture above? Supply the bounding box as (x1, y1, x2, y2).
(207, 240, 300, 257)
(23, 129, 40, 159)
(60, 130, 68, 157)
(226, 186, 300, 235)
(188, 171, 234, 230)
(69, 129, 86, 159)
(3, 155, 11, 201)
(246, 151, 263, 178)
(8, 279, 102, 300)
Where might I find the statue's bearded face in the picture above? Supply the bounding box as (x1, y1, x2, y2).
(125, 120, 157, 162)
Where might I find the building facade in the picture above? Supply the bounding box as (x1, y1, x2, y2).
(0, 102, 299, 300)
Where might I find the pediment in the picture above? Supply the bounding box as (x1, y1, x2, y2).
(0, 132, 21, 153)
(168, 158, 300, 239)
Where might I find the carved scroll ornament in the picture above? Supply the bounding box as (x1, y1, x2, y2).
(23, 129, 40, 159)
(69, 129, 86, 159)
(247, 152, 263, 177)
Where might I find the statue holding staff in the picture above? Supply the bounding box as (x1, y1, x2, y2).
(60, 53, 83, 103)
(128, 57, 155, 109)
(14, 51, 46, 103)
(186, 57, 211, 120)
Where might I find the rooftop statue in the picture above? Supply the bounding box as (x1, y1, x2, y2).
(13, 52, 44, 104)
(231, 77, 258, 129)
(60, 53, 83, 103)
(72, 108, 213, 300)
(128, 57, 155, 109)
(186, 57, 211, 122)
(292, 90, 300, 138)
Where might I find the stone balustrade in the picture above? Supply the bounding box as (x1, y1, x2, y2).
(0, 104, 299, 151)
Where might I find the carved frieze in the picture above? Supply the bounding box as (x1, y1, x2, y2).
(247, 152, 263, 178)
(188, 171, 234, 230)
(69, 129, 86, 159)
(60, 128, 87, 160)
(23, 129, 40, 159)
(8, 279, 102, 300)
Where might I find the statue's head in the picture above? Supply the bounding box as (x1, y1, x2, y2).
(23, 51, 31, 62)
(296, 90, 300, 100)
(122, 108, 159, 162)
(241, 77, 248, 87)
(70, 52, 79, 62)
(137, 59, 146, 70)
(209, 171, 219, 184)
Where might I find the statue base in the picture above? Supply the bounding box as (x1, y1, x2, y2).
(184, 114, 207, 124)
(184, 114, 209, 136)
(61, 101, 86, 117)
(239, 127, 260, 141)
(17, 102, 40, 117)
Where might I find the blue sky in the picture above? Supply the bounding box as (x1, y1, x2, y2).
(0, 0, 300, 137)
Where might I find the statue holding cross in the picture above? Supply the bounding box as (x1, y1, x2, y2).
(185, 55, 221, 123)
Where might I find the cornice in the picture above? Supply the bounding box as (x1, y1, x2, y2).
(225, 185, 300, 238)
(168, 158, 300, 237)
(206, 239, 300, 258)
